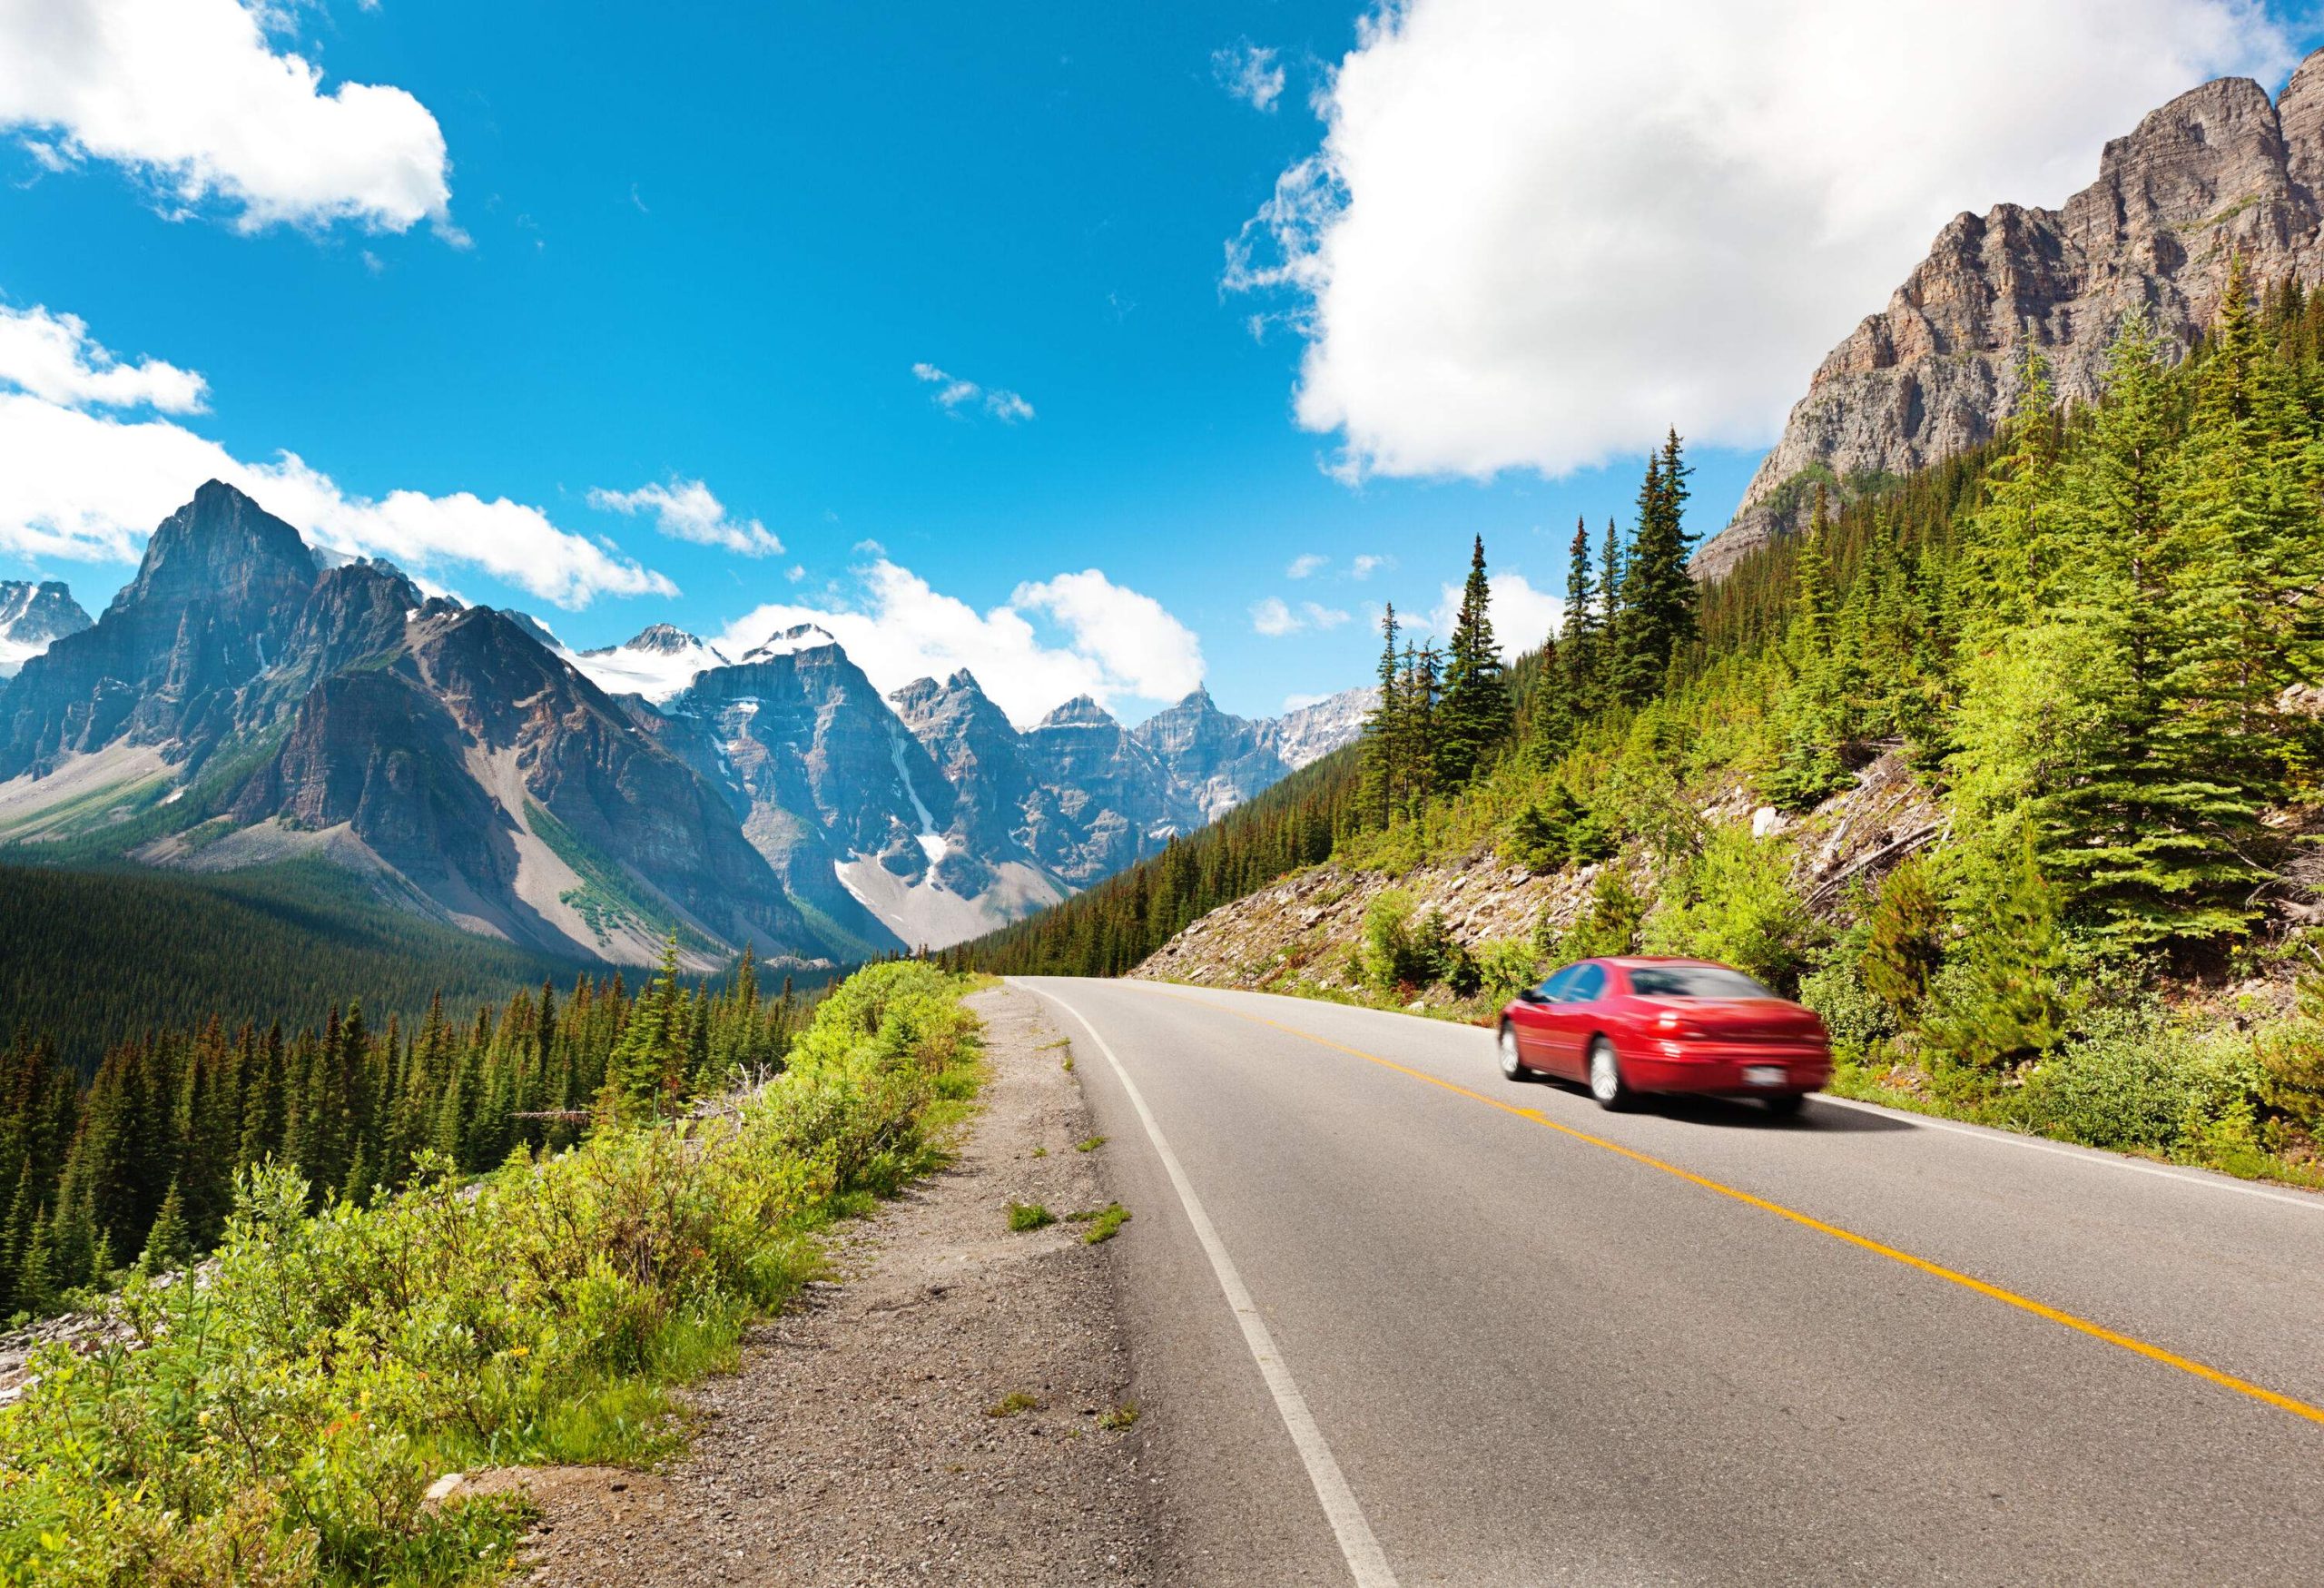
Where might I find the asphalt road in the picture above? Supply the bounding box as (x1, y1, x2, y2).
(1012, 977, 2324, 1588)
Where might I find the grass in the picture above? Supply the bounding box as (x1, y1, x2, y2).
(1075, 1135, 1107, 1152)
(1007, 1201, 1056, 1231)
(983, 1391, 1043, 1419)
(0, 962, 983, 1586)
(1066, 1203, 1131, 1243)
(1097, 1403, 1139, 1431)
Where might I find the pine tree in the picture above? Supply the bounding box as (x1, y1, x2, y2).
(1560, 516, 1602, 706)
(604, 936, 687, 1120)
(1437, 535, 1513, 785)
(137, 1178, 189, 1276)
(1358, 604, 1403, 828)
(1613, 430, 1699, 703)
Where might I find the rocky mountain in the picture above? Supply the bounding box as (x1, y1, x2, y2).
(0, 582, 92, 678)
(0, 481, 1367, 961)
(0, 482, 831, 971)
(1256, 686, 1375, 774)
(1697, 46, 2324, 579)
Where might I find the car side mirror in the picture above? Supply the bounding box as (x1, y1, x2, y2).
(1516, 988, 1545, 1004)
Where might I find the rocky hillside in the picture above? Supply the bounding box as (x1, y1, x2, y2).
(1134, 753, 1941, 998)
(0, 581, 91, 677)
(0, 483, 1366, 963)
(1698, 46, 2324, 577)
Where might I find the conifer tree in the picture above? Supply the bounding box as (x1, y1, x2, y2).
(1437, 535, 1512, 785)
(137, 1179, 189, 1276)
(1560, 516, 1602, 705)
(1613, 429, 1699, 703)
(1359, 604, 1403, 828)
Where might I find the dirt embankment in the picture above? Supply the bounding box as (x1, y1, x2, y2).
(504, 984, 1159, 1586)
(1134, 752, 1943, 995)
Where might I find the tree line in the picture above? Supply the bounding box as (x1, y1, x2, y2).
(0, 942, 808, 1320)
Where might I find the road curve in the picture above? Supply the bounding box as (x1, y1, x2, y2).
(1011, 977, 2324, 1588)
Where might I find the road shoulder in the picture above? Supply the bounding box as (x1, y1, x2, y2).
(509, 982, 1159, 1586)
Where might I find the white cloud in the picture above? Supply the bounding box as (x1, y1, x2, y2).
(1283, 691, 1327, 711)
(0, 0, 454, 234)
(1228, 0, 2290, 480)
(1251, 596, 1352, 636)
(1213, 39, 1286, 113)
(0, 301, 674, 607)
(1012, 569, 1206, 698)
(1418, 570, 1561, 654)
(1285, 551, 1328, 578)
(1350, 553, 1389, 580)
(717, 560, 1203, 727)
(587, 477, 783, 558)
(911, 361, 1036, 422)
(0, 302, 207, 412)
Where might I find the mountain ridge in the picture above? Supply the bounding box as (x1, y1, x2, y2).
(0, 482, 1368, 959)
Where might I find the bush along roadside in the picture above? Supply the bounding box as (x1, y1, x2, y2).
(0, 960, 983, 1587)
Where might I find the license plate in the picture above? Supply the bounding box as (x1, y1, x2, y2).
(1743, 1065, 1787, 1088)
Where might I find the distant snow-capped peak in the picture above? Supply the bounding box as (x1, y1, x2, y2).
(741, 622, 842, 663)
(567, 624, 732, 703)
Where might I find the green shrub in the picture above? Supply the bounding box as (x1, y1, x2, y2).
(1997, 1011, 2263, 1159)
(1642, 826, 1819, 992)
(1360, 889, 1418, 991)
(1863, 852, 1946, 1025)
(0, 962, 981, 1586)
(1797, 954, 1895, 1056)
(1920, 838, 2075, 1077)
(1476, 938, 1541, 1004)
(1539, 869, 1648, 964)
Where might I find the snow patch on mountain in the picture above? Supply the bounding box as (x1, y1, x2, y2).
(569, 624, 733, 704)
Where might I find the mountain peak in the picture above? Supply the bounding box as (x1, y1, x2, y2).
(1697, 44, 2324, 580)
(1037, 694, 1118, 730)
(620, 622, 717, 656)
(0, 579, 94, 677)
(741, 622, 841, 663)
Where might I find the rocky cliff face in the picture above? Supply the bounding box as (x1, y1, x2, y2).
(0, 581, 92, 678)
(1698, 49, 2324, 579)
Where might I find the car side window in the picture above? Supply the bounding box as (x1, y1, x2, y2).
(1565, 963, 1608, 1003)
(1537, 965, 1581, 1002)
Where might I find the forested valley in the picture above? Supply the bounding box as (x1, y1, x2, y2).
(0, 939, 810, 1322)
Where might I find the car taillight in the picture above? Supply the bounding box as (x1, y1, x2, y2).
(1653, 1010, 1699, 1038)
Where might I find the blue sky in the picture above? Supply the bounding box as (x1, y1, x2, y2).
(0, 2, 2312, 723)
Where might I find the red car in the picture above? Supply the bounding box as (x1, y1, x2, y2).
(1497, 956, 1832, 1114)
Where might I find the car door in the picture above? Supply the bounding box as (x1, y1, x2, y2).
(1509, 964, 1577, 1064)
(1545, 962, 1610, 1078)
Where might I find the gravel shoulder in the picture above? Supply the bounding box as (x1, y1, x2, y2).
(509, 983, 1160, 1586)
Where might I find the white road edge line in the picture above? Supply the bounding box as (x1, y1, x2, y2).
(1810, 1091, 2324, 1211)
(1019, 981, 1402, 1588)
(1123, 981, 2324, 1215)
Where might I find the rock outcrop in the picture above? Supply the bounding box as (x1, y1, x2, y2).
(1698, 50, 2324, 579)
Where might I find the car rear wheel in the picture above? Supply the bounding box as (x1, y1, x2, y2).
(1587, 1037, 1631, 1110)
(1499, 1023, 1531, 1080)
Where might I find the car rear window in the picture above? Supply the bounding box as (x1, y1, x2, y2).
(1627, 966, 1776, 1000)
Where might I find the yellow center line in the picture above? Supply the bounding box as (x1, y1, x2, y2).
(1139, 985, 2324, 1432)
